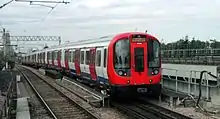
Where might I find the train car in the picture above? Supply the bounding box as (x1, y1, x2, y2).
(22, 32, 162, 97)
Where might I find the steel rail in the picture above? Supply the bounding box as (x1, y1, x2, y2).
(17, 66, 58, 119)
(18, 66, 100, 119)
(138, 98, 193, 119)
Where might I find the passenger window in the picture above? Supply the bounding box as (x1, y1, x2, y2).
(65, 50, 68, 61)
(104, 49, 107, 67)
(51, 52, 53, 60)
(49, 52, 51, 60)
(68, 51, 71, 62)
(90, 50, 95, 64)
(96, 50, 101, 66)
(58, 51, 61, 60)
(86, 51, 90, 65)
(54, 51, 57, 60)
(47, 52, 49, 60)
(80, 51, 84, 64)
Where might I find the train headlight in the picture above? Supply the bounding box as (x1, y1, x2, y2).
(149, 79, 153, 83)
(118, 70, 123, 76)
(153, 69, 159, 75)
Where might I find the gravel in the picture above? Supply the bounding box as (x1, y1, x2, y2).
(22, 65, 129, 119)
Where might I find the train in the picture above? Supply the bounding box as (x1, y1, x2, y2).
(21, 32, 162, 97)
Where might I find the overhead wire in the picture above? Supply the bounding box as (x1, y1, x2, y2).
(41, 3, 59, 22)
(0, 0, 14, 9)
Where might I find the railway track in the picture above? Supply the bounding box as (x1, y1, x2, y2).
(113, 98, 193, 119)
(17, 66, 99, 119)
(19, 73, 53, 119)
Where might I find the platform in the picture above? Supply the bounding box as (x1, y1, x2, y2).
(16, 74, 30, 119)
(17, 82, 29, 98)
(16, 97, 30, 119)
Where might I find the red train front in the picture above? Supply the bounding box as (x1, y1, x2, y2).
(108, 32, 161, 97)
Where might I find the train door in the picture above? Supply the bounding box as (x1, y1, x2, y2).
(84, 49, 90, 76)
(103, 47, 108, 79)
(49, 52, 52, 67)
(64, 49, 69, 70)
(58, 50, 61, 70)
(52, 51, 54, 68)
(89, 48, 97, 81)
(75, 49, 81, 76)
(68, 49, 75, 73)
(54, 50, 58, 67)
(67, 49, 72, 70)
(80, 49, 85, 75)
(95, 48, 104, 80)
(36, 53, 39, 65)
(34, 54, 36, 65)
(43, 52, 46, 66)
(39, 53, 41, 65)
(46, 51, 49, 66)
(130, 34, 148, 85)
(61, 49, 65, 68)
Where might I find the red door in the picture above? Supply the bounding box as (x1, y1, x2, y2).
(58, 50, 61, 70)
(75, 49, 81, 76)
(89, 48, 97, 81)
(65, 49, 69, 70)
(130, 35, 148, 85)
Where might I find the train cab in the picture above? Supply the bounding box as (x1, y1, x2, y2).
(108, 32, 162, 96)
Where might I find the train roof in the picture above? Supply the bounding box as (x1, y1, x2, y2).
(24, 32, 158, 56)
(25, 35, 114, 56)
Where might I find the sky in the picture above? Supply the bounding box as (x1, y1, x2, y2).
(0, 0, 220, 50)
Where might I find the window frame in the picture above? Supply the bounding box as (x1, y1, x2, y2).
(148, 39, 161, 68)
(72, 50, 75, 62)
(103, 48, 107, 68)
(96, 50, 101, 66)
(113, 38, 131, 69)
(80, 50, 85, 64)
(85, 50, 90, 65)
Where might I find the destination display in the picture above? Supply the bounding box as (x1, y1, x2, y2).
(131, 35, 146, 42)
(132, 38, 146, 42)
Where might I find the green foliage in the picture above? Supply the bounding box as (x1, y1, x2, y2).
(161, 36, 219, 50)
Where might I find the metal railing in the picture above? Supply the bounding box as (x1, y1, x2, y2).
(161, 48, 220, 65)
(161, 68, 220, 100)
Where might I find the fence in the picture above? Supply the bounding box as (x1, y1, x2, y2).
(161, 68, 220, 101)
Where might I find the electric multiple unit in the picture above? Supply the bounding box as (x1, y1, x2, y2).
(22, 32, 162, 96)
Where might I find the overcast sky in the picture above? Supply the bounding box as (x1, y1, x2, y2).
(1, 0, 220, 46)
